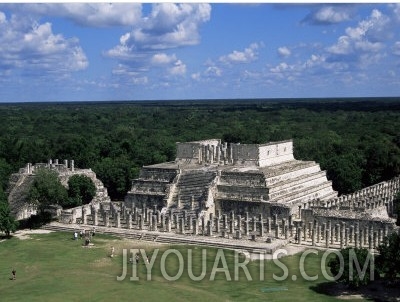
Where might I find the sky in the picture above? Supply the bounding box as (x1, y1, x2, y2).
(0, 3, 400, 102)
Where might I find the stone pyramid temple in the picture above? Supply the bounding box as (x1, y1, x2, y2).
(125, 139, 338, 219)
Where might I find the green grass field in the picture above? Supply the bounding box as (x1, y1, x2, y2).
(0, 231, 362, 302)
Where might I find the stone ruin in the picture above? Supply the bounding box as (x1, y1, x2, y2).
(6, 159, 111, 220)
(10, 139, 400, 252)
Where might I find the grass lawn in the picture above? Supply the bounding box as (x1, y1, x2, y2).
(0, 231, 361, 302)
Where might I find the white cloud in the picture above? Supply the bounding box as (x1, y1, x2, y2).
(219, 43, 260, 64)
(108, 3, 211, 54)
(0, 13, 88, 76)
(151, 53, 176, 65)
(205, 66, 222, 77)
(327, 9, 389, 57)
(304, 5, 352, 25)
(278, 46, 291, 58)
(270, 62, 292, 73)
(4, 3, 142, 27)
(169, 60, 186, 75)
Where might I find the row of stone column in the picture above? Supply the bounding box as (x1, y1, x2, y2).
(85, 206, 299, 240)
(294, 220, 391, 249)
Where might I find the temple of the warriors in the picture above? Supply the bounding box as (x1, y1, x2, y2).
(8, 139, 400, 252)
(125, 139, 337, 219)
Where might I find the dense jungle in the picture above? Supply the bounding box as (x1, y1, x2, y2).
(1, 97, 399, 201)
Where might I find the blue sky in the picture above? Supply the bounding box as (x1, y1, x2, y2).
(0, 3, 399, 102)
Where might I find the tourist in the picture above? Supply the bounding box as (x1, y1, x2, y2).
(11, 269, 16, 280)
(110, 246, 115, 258)
(135, 253, 139, 264)
(73, 232, 78, 240)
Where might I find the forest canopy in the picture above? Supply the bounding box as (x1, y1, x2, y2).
(1, 97, 399, 200)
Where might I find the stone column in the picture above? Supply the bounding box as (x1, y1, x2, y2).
(345, 228, 349, 247)
(161, 214, 165, 230)
(259, 219, 264, 237)
(194, 219, 199, 235)
(350, 225, 354, 243)
(368, 233, 372, 250)
(312, 228, 316, 246)
(267, 218, 271, 234)
(156, 210, 161, 224)
(285, 224, 289, 239)
(166, 217, 172, 232)
(82, 207, 87, 225)
(275, 223, 280, 239)
(127, 213, 132, 229)
(207, 220, 212, 236)
(252, 216, 257, 233)
(148, 211, 153, 230)
(244, 218, 249, 236)
(230, 218, 234, 234)
(104, 212, 110, 228)
(354, 232, 358, 248)
(325, 229, 330, 248)
(340, 226, 344, 249)
(273, 214, 278, 226)
(298, 227, 302, 245)
(115, 212, 121, 228)
(179, 218, 184, 234)
(153, 215, 158, 232)
(92, 210, 98, 226)
(223, 214, 227, 230)
(335, 224, 340, 242)
(139, 214, 144, 230)
(237, 215, 242, 233)
(378, 229, 383, 245)
(215, 216, 220, 233)
(189, 216, 193, 231)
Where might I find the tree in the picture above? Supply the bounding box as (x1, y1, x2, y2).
(328, 247, 376, 288)
(0, 189, 18, 237)
(376, 232, 400, 281)
(67, 174, 96, 208)
(28, 168, 68, 209)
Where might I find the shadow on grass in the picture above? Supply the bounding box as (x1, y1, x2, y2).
(310, 279, 400, 302)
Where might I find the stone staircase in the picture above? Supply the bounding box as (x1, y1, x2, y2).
(7, 174, 36, 218)
(170, 170, 217, 210)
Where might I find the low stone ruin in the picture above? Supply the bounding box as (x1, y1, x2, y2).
(7, 159, 111, 220)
